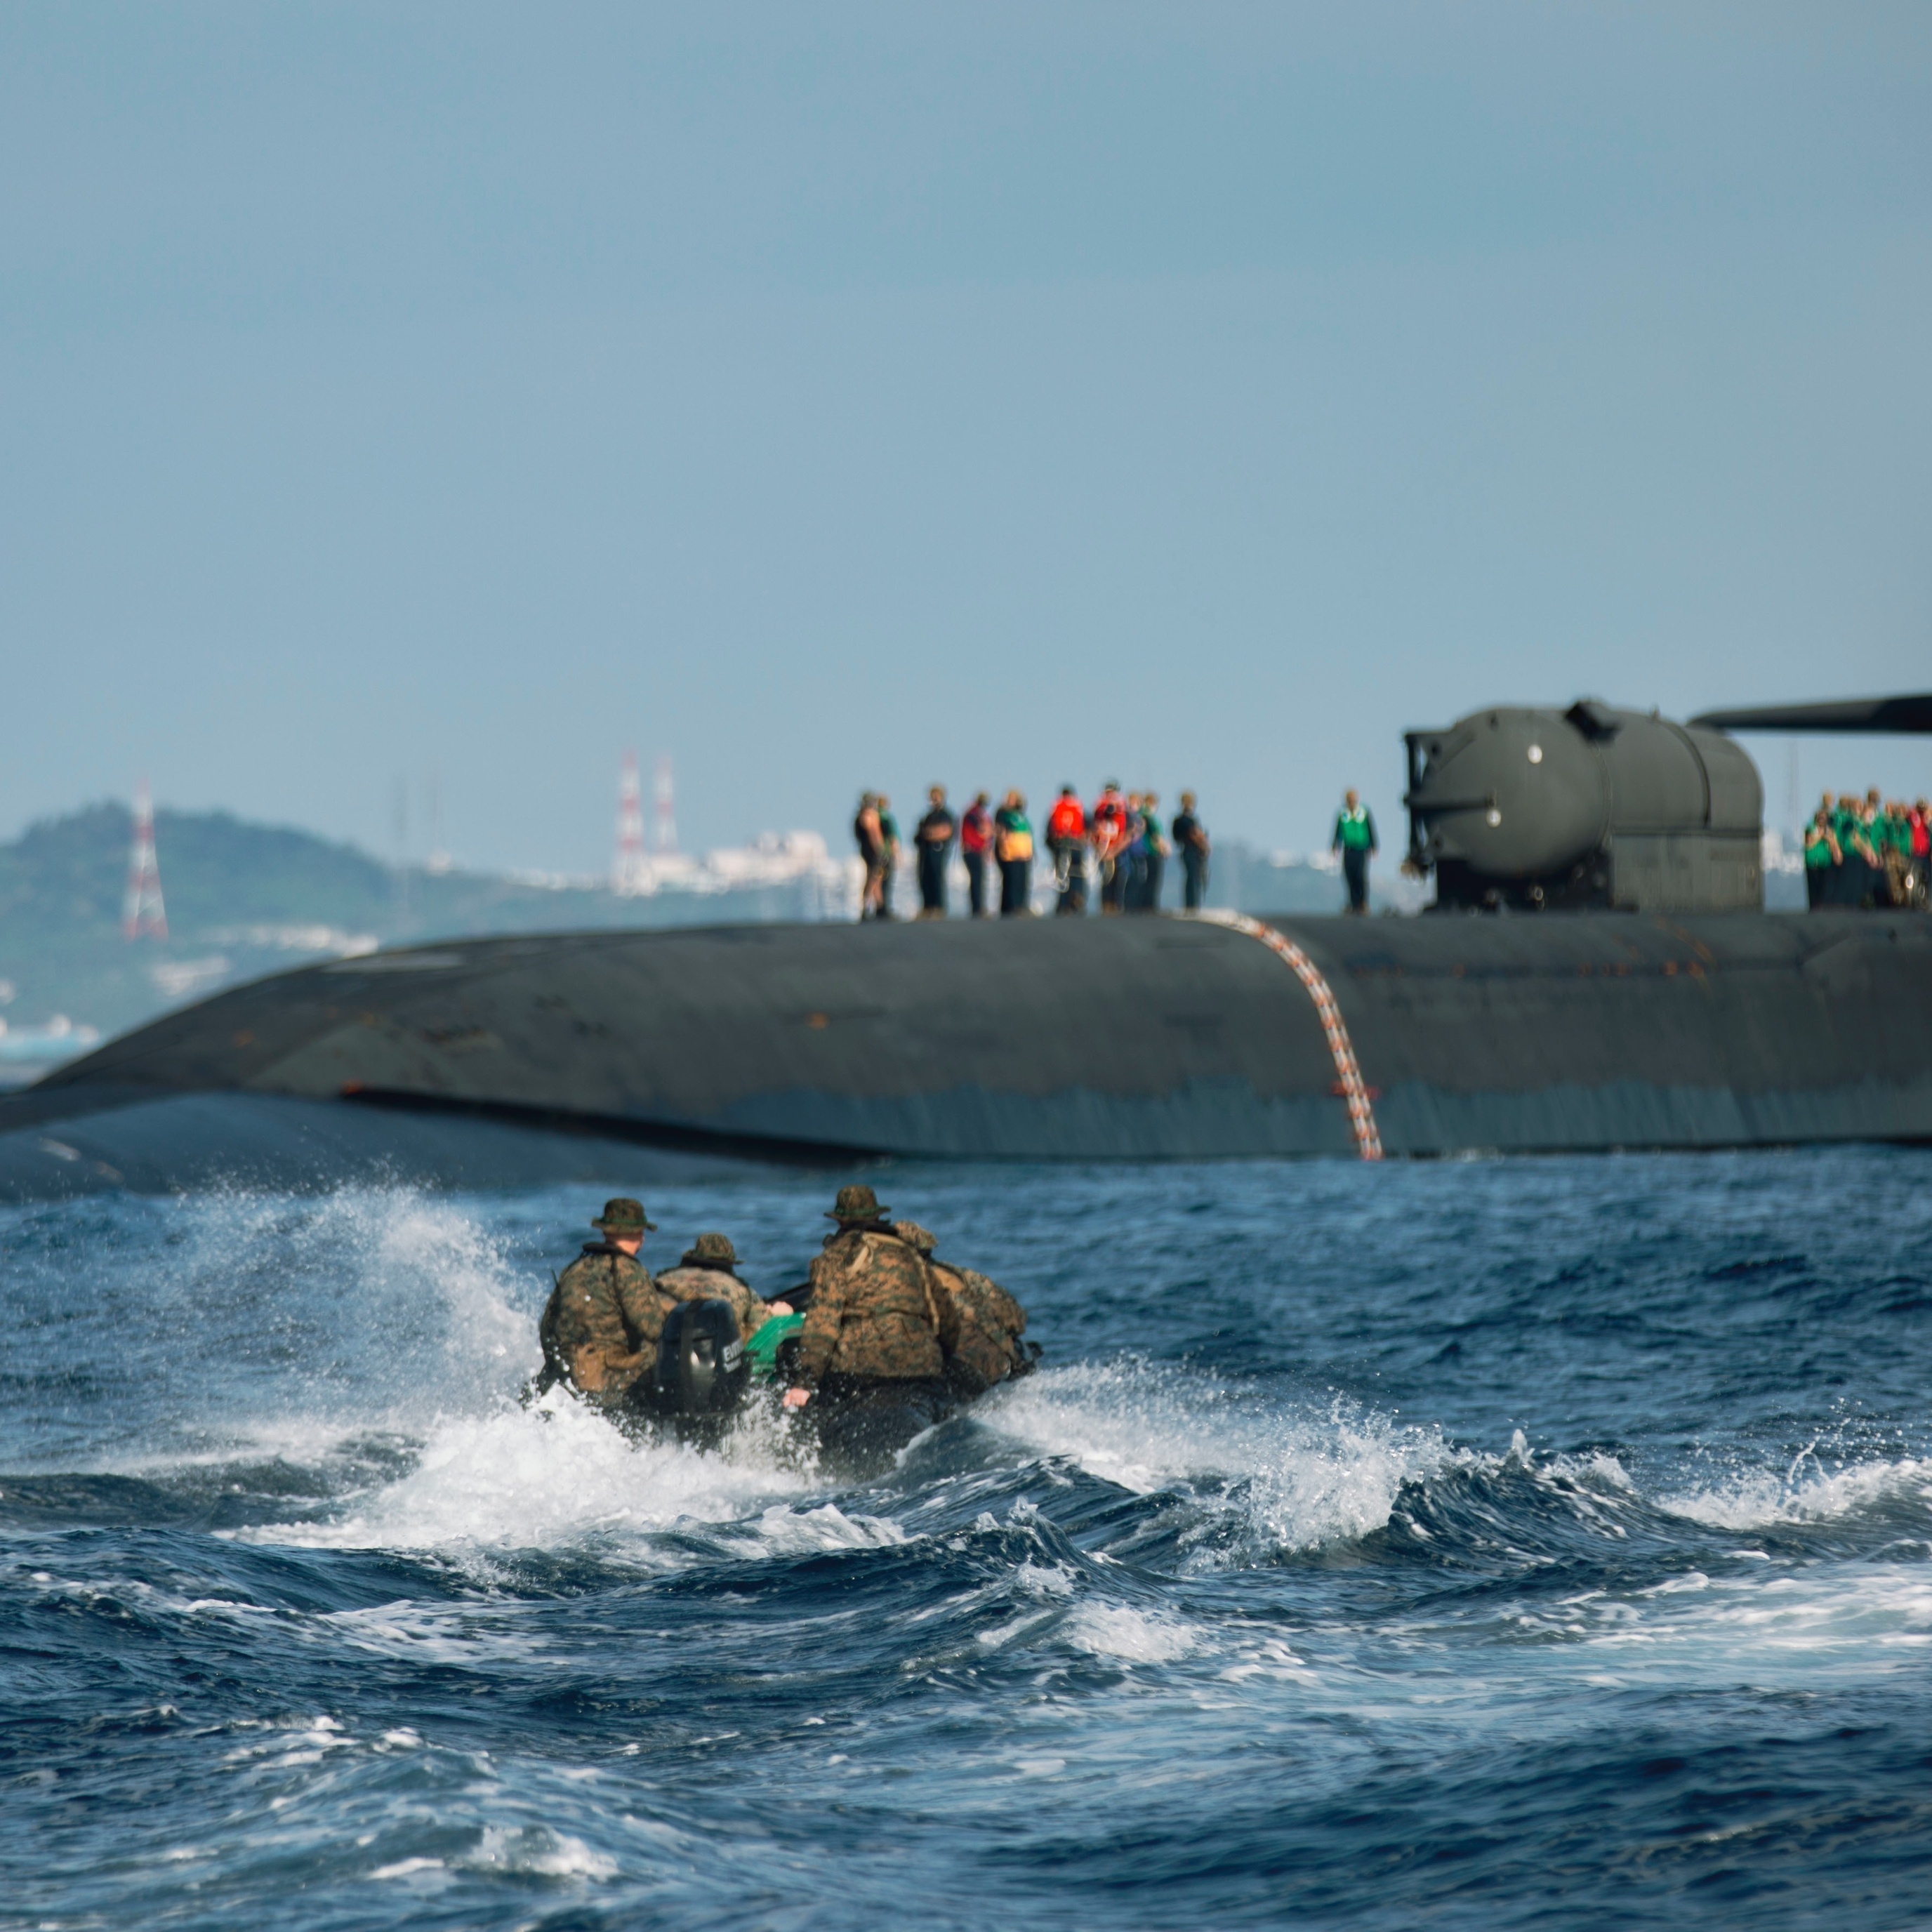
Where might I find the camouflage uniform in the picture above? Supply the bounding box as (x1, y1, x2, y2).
(655, 1233, 774, 1343)
(538, 1198, 673, 1406)
(795, 1189, 946, 1387)
(894, 1221, 1030, 1396)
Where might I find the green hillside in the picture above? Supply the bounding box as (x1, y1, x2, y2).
(0, 802, 816, 1049)
(0, 803, 395, 942)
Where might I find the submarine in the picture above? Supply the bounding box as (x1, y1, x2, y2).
(6, 694, 1928, 1172)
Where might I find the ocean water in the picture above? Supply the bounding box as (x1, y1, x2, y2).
(4, 1141, 1931, 1929)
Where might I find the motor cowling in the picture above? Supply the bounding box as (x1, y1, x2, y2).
(653, 1299, 751, 1415)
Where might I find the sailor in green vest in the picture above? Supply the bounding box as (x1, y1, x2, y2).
(1802, 804, 1840, 911)
(1824, 793, 1858, 906)
(1851, 793, 1885, 906)
(1134, 791, 1169, 912)
(1332, 789, 1377, 915)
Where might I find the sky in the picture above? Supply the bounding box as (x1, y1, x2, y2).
(2, 1, 1928, 873)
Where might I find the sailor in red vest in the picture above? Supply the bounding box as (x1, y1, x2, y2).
(960, 793, 993, 918)
(1046, 785, 1087, 915)
(1090, 781, 1129, 914)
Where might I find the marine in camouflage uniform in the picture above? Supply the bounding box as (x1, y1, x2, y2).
(892, 1221, 1031, 1396)
(786, 1186, 947, 1400)
(537, 1197, 675, 1409)
(654, 1233, 787, 1343)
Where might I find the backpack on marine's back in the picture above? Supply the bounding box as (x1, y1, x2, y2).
(934, 1261, 1031, 1396)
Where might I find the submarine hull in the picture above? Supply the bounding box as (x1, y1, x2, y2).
(13, 913, 1932, 1162)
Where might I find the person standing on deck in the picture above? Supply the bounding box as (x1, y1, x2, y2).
(1332, 790, 1377, 915)
(1134, 791, 1169, 912)
(995, 790, 1033, 915)
(1172, 792, 1210, 910)
(915, 788, 956, 918)
(875, 795, 903, 919)
(853, 793, 884, 920)
(1047, 785, 1087, 915)
(1090, 782, 1128, 913)
(960, 793, 993, 917)
(1120, 793, 1149, 910)
(1803, 804, 1841, 910)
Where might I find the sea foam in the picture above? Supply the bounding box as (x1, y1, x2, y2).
(977, 1361, 1449, 1556)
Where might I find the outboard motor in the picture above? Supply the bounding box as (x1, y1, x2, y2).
(652, 1299, 751, 1419)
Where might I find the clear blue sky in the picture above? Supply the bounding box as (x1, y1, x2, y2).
(3, 2, 1927, 871)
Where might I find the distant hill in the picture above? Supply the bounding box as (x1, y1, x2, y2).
(1, 803, 396, 946)
(0, 803, 838, 1052)
(0, 802, 1394, 1067)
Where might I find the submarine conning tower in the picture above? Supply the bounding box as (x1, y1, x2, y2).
(1404, 701, 1764, 913)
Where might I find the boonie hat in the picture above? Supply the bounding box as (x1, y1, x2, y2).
(680, 1231, 739, 1269)
(593, 1196, 656, 1233)
(826, 1183, 889, 1224)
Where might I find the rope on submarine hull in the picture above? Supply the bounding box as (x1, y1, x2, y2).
(1195, 911, 1384, 1162)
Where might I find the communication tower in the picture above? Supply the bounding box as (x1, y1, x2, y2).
(425, 765, 452, 874)
(654, 755, 678, 855)
(123, 781, 168, 940)
(614, 750, 648, 894)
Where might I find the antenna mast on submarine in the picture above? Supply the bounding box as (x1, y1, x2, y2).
(122, 781, 168, 940)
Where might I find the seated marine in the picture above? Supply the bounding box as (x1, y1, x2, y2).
(536, 1196, 675, 1410)
(890, 1220, 1033, 1396)
(654, 1231, 793, 1342)
(781, 1184, 948, 1414)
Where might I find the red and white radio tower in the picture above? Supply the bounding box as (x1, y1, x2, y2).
(654, 755, 678, 855)
(613, 750, 648, 894)
(123, 781, 168, 940)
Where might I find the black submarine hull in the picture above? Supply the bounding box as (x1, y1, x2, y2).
(12, 911, 1931, 1162)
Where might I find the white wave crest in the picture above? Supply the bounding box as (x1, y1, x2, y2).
(977, 1361, 1449, 1554)
(1662, 1454, 1932, 1531)
(151, 1182, 541, 1436)
(1577, 1563, 1932, 1675)
(464, 1825, 617, 1881)
(1064, 1603, 1196, 1662)
(245, 1389, 832, 1555)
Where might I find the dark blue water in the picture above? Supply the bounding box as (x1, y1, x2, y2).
(5, 1142, 1932, 1928)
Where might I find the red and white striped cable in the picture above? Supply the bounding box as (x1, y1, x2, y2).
(1198, 912, 1384, 1161)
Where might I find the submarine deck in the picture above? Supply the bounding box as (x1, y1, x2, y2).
(11, 911, 1932, 1162)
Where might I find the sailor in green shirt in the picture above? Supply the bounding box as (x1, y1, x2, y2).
(1803, 806, 1840, 910)
(1332, 790, 1377, 915)
(1852, 795, 1886, 905)
(1134, 792, 1169, 912)
(1824, 794, 1863, 906)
